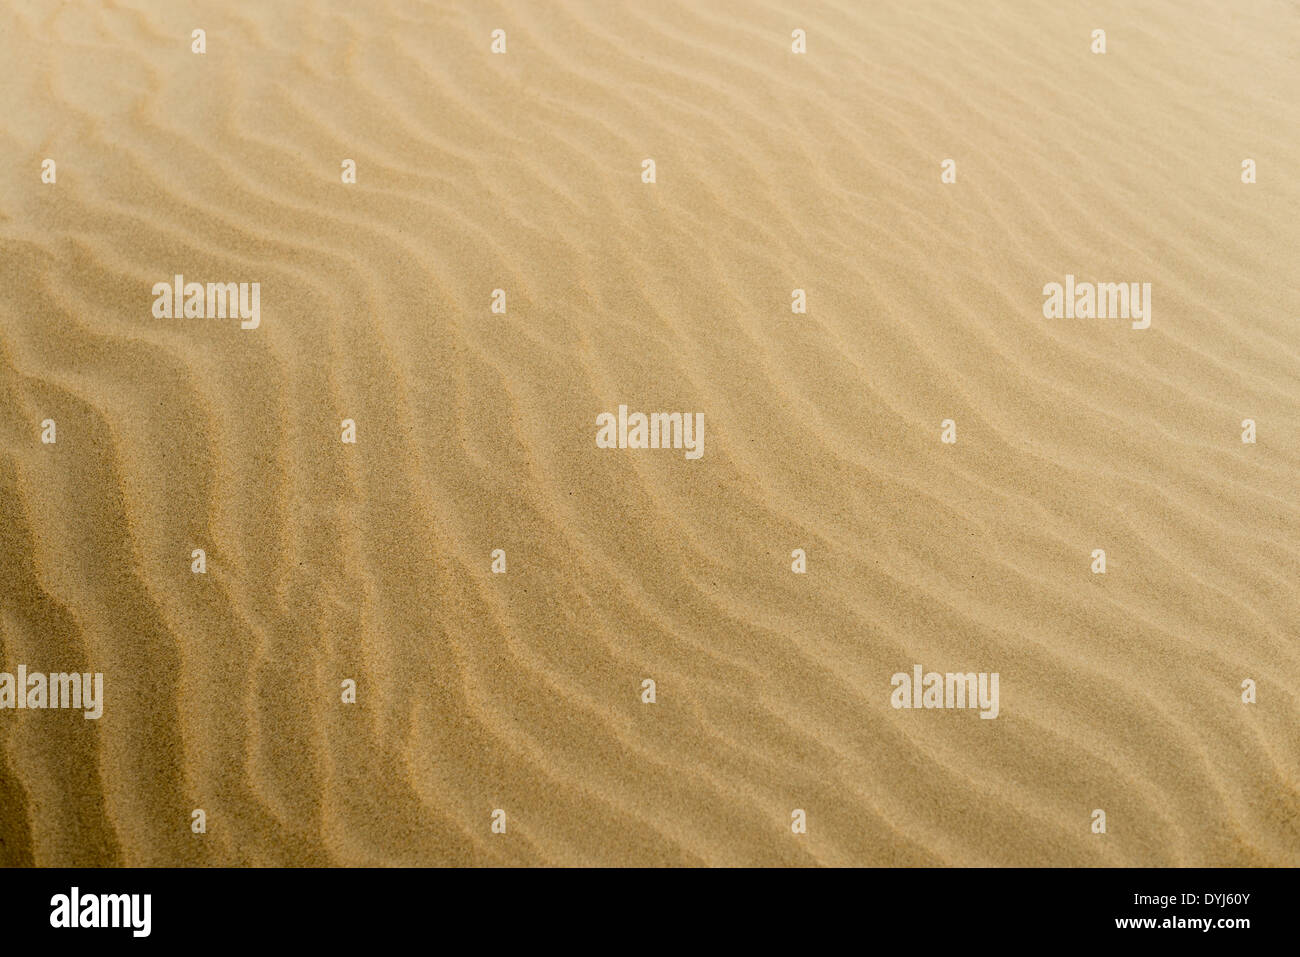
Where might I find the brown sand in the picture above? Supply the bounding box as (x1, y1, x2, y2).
(0, 0, 1297, 867)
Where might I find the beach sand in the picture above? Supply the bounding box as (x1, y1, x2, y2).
(0, 0, 1297, 866)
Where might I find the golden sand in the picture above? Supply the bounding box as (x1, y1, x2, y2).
(0, 0, 1297, 866)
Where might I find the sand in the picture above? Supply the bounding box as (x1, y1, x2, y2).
(0, 0, 1297, 867)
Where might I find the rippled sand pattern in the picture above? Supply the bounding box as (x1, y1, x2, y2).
(1, 0, 1297, 866)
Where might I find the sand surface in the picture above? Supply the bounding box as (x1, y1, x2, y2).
(1, 0, 1298, 866)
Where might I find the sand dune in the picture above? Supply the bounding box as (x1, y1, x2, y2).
(0, 0, 1297, 866)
